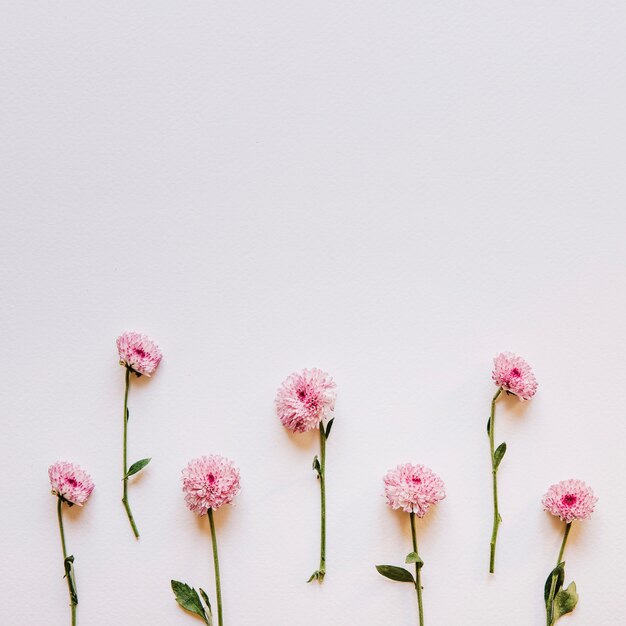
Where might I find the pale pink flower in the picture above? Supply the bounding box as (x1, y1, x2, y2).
(492, 352, 537, 400)
(542, 479, 598, 524)
(275, 368, 336, 433)
(182, 455, 241, 515)
(49, 461, 94, 506)
(383, 463, 446, 517)
(117, 331, 162, 376)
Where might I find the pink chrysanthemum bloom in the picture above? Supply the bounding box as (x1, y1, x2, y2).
(182, 455, 241, 515)
(117, 331, 162, 376)
(383, 463, 446, 517)
(492, 352, 537, 400)
(49, 461, 94, 506)
(275, 368, 336, 433)
(542, 479, 598, 524)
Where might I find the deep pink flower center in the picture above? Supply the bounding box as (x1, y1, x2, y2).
(206, 473, 216, 484)
(510, 367, 521, 378)
(134, 347, 147, 358)
(66, 477, 78, 487)
(562, 494, 577, 507)
(297, 387, 307, 400)
(411, 476, 422, 484)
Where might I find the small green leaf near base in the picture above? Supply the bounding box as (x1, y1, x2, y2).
(307, 569, 325, 583)
(375, 565, 415, 583)
(554, 582, 578, 621)
(171, 580, 212, 624)
(405, 552, 424, 567)
(493, 442, 507, 469)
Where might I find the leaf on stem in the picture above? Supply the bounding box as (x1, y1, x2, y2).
(554, 582, 578, 621)
(64, 555, 78, 605)
(324, 418, 335, 439)
(312, 456, 321, 475)
(375, 565, 415, 583)
(171, 580, 211, 624)
(125, 458, 151, 478)
(487, 417, 491, 434)
(126, 407, 130, 422)
(405, 552, 424, 567)
(493, 443, 507, 469)
(544, 562, 565, 603)
(198, 588, 213, 624)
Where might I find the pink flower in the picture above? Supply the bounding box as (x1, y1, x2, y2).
(492, 352, 537, 400)
(275, 368, 336, 433)
(117, 331, 162, 376)
(49, 461, 94, 506)
(383, 463, 446, 517)
(182, 455, 241, 515)
(542, 479, 598, 523)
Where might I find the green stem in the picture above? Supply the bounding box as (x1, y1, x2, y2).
(121, 367, 140, 538)
(488, 387, 502, 573)
(410, 512, 424, 626)
(57, 498, 77, 626)
(546, 523, 572, 626)
(319, 427, 327, 578)
(208, 509, 223, 626)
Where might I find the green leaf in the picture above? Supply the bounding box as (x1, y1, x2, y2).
(544, 563, 565, 603)
(493, 442, 507, 469)
(312, 456, 321, 474)
(324, 418, 335, 439)
(486, 417, 491, 434)
(554, 582, 578, 621)
(198, 588, 213, 625)
(375, 565, 415, 583)
(405, 552, 424, 567)
(64, 555, 78, 606)
(171, 580, 210, 624)
(126, 458, 151, 478)
(126, 407, 130, 422)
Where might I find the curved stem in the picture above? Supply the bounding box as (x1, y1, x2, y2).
(488, 387, 502, 573)
(546, 523, 572, 625)
(208, 509, 223, 626)
(57, 498, 77, 626)
(121, 367, 139, 538)
(410, 512, 424, 626)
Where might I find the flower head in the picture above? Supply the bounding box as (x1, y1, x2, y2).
(542, 479, 598, 523)
(182, 455, 241, 515)
(49, 461, 94, 506)
(117, 331, 162, 376)
(275, 368, 336, 433)
(492, 352, 537, 400)
(383, 463, 446, 517)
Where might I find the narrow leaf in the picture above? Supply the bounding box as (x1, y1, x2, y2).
(324, 418, 335, 439)
(312, 456, 321, 474)
(198, 588, 213, 626)
(544, 563, 565, 603)
(554, 582, 578, 620)
(405, 552, 424, 568)
(126, 458, 151, 478)
(171, 580, 210, 624)
(64, 555, 78, 606)
(375, 565, 415, 583)
(486, 417, 491, 434)
(493, 442, 507, 469)
(126, 407, 130, 422)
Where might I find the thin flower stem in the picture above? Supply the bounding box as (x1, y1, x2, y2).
(546, 523, 572, 626)
(488, 387, 502, 573)
(208, 508, 224, 626)
(121, 366, 140, 538)
(410, 512, 424, 626)
(319, 426, 327, 578)
(57, 498, 77, 626)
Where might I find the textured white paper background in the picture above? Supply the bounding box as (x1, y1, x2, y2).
(2, 2, 626, 625)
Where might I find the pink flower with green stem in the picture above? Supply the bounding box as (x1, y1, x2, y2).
(116, 331, 162, 538)
(487, 351, 537, 573)
(275, 368, 337, 583)
(542, 479, 597, 625)
(376, 463, 446, 626)
(49, 461, 94, 626)
(171, 455, 241, 626)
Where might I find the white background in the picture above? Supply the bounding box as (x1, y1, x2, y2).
(1, 2, 625, 625)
